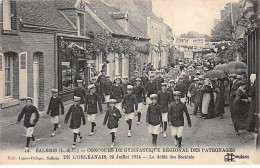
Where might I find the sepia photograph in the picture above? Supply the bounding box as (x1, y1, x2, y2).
(0, 0, 259, 165)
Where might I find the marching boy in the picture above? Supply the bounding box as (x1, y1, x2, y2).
(133, 78, 146, 125)
(85, 84, 103, 136)
(47, 89, 64, 137)
(111, 76, 125, 112)
(168, 91, 191, 148)
(64, 96, 86, 149)
(157, 83, 172, 138)
(103, 99, 122, 148)
(122, 85, 138, 137)
(17, 97, 40, 150)
(146, 94, 162, 146)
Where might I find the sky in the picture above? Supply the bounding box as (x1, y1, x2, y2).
(152, 0, 240, 36)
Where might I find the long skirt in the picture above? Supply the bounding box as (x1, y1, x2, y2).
(215, 97, 225, 115)
(202, 93, 210, 114)
(246, 100, 256, 132)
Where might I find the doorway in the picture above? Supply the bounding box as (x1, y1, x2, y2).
(33, 55, 39, 108)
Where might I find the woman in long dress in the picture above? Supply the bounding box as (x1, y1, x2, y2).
(215, 79, 225, 119)
(201, 79, 216, 119)
(246, 75, 256, 132)
(223, 78, 230, 106)
(233, 80, 250, 135)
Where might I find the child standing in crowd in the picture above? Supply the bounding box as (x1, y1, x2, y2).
(104, 75, 113, 108)
(17, 97, 40, 150)
(85, 84, 103, 136)
(73, 80, 87, 111)
(47, 89, 64, 137)
(168, 91, 191, 148)
(122, 85, 138, 137)
(145, 74, 158, 104)
(133, 78, 146, 125)
(65, 96, 86, 149)
(146, 94, 162, 146)
(157, 83, 172, 138)
(103, 99, 122, 148)
(111, 76, 125, 112)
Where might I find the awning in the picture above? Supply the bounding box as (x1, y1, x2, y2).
(57, 33, 91, 42)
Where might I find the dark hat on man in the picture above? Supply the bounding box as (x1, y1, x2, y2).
(26, 97, 33, 101)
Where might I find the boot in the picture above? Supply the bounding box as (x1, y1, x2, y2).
(178, 137, 182, 148)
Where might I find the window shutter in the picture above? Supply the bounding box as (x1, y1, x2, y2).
(10, 0, 18, 30)
(0, 53, 4, 103)
(19, 52, 27, 99)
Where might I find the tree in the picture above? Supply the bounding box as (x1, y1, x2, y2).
(211, 15, 233, 42)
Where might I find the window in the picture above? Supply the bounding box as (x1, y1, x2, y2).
(77, 13, 85, 36)
(4, 54, 13, 97)
(3, 0, 11, 30)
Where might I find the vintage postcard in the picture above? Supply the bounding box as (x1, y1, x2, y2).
(0, 0, 259, 165)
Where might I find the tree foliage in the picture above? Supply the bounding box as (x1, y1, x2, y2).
(211, 15, 234, 42)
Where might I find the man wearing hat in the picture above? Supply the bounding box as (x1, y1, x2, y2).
(47, 89, 64, 137)
(146, 94, 162, 146)
(122, 85, 138, 137)
(65, 96, 86, 149)
(133, 78, 146, 125)
(103, 99, 122, 148)
(141, 70, 149, 87)
(91, 76, 101, 99)
(229, 74, 240, 125)
(17, 97, 40, 150)
(73, 80, 87, 111)
(103, 75, 113, 107)
(97, 70, 107, 103)
(155, 72, 164, 91)
(145, 74, 158, 104)
(188, 78, 199, 107)
(131, 70, 139, 86)
(167, 80, 176, 103)
(157, 83, 172, 138)
(193, 81, 203, 116)
(122, 76, 131, 94)
(175, 76, 186, 101)
(168, 91, 191, 148)
(111, 76, 125, 111)
(85, 84, 103, 136)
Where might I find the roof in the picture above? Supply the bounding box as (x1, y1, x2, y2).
(17, 0, 76, 31)
(86, 0, 148, 39)
(87, 0, 129, 36)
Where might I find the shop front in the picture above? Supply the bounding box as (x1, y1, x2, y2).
(57, 34, 91, 101)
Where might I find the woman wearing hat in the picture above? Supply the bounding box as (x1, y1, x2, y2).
(214, 78, 225, 119)
(17, 97, 40, 150)
(201, 79, 216, 119)
(246, 74, 256, 132)
(233, 80, 250, 135)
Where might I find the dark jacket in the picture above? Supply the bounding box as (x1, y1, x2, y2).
(103, 80, 112, 95)
(85, 92, 103, 114)
(74, 86, 87, 104)
(168, 101, 191, 127)
(131, 77, 137, 86)
(155, 76, 164, 91)
(175, 83, 186, 98)
(167, 87, 175, 102)
(230, 80, 240, 98)
(194, 85, 203, 103)
(111, 84, 124, 103)
(141, 76, 149, 86)
(145, 81, 158, 97)
(94, 83, 101, 97)
(188, 83, 197, 97)
(122, 81, 132, 94)
(122, 93, 138, 114)
(97, 74, 106, 94)
(103, 107, 122, 129)
(65, 104, 86, 129)
(133, 85, 146, 103)
(157, 90, 171, 113)
(47, 96, 64, 117)
(146, 103, 162, 126)
(17, 105, 40, 128)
